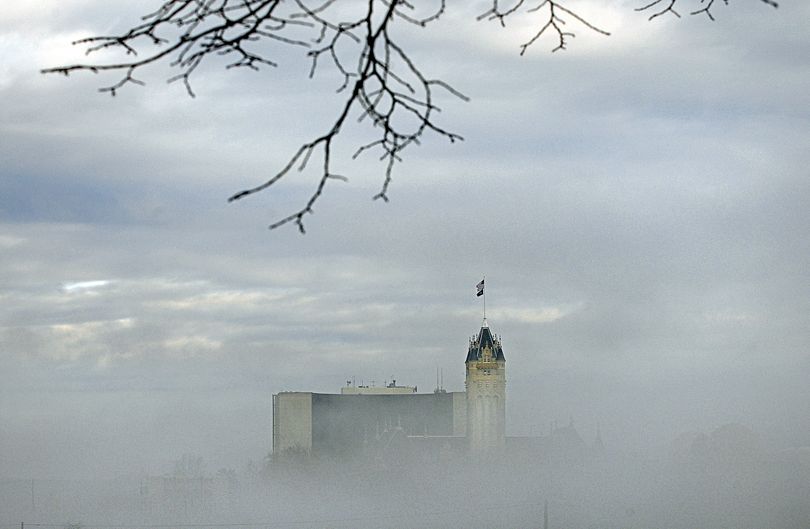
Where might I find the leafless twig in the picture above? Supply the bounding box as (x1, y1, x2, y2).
(478, 1, 610, 54)
(637, 0, 777, 22)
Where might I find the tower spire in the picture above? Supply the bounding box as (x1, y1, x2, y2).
(465, 315, 506, 452)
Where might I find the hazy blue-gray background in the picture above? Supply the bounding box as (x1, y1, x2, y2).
(1, 0, 809, 481)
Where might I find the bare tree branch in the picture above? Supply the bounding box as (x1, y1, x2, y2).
(41, 0, 778, 232)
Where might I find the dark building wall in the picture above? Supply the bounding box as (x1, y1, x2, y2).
(310, 393, 455, 456)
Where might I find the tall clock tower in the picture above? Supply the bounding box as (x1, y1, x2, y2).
(465, 319, 506, 452)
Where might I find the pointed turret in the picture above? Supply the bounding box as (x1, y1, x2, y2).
(466, 320, 506, 363)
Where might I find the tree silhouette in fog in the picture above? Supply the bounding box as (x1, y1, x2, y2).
(44, 0, 777, 232)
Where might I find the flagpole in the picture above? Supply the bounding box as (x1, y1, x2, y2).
(483, 274, 486, 322)
(476, 276, 487, 325)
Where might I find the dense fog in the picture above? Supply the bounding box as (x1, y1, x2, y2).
(3, 416, 809, 529)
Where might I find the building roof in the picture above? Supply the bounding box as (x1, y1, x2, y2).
(466, 320, 506, 363)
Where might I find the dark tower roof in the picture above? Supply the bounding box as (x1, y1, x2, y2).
(466, 320, 506, 363)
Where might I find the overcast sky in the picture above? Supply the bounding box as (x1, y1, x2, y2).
(1, 0, 809, 480)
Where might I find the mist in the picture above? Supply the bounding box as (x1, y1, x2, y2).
(3, 411, 809, 529)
